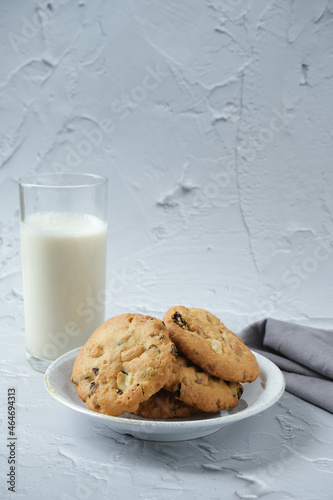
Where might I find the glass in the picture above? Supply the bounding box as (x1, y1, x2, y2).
(18, 173, 108, 372)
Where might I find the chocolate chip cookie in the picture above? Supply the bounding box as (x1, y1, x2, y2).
(163, 306, 260, 383)
(71, 313, 174, 416)
(164, 350, 243, 412)
(134, 389, 201, 419)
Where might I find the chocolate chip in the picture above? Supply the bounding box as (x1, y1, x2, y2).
(116, 388, 123, 395)
(174, 383, 181, 398)
(173, 312, 189, 329)
(92, 368, 99, 376)
(88, 381, 97, 397)
(237, 387, 243, 399)
(171, 344, 178, 357)
(148, 344, 160, 353)
(171, 400, 182, 410)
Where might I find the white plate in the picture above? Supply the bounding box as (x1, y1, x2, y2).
(44, 348, 285, 442)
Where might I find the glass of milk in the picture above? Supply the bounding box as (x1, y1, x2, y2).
(19, 173, 108, 372)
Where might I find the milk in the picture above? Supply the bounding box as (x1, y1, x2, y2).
(20, 211, 107, 361)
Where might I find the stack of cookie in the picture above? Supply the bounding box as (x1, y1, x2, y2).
(71, 306, 260, 419)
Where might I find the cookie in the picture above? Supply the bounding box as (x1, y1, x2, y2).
(163, 306, 260, 383)
(134, 389, 201, 419)
(164, 350, 243, 412)
(71, 313, 174, 416)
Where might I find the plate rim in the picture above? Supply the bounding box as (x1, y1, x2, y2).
(45, 347, 285, 430)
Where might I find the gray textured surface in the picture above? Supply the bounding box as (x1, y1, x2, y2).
(1, 1, 333, 498)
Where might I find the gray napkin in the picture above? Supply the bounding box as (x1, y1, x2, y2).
(239, 318, 333, 413)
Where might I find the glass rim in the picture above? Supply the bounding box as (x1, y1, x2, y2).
(18, 172, 108, 189)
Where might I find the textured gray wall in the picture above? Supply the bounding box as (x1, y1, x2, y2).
(1, 0, 333, 332)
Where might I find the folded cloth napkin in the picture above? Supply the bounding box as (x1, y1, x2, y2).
(239, 318, 333, 414)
